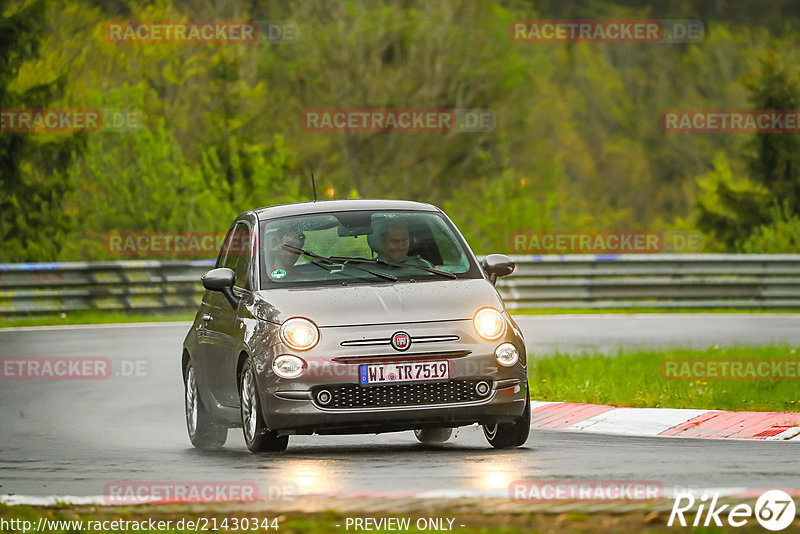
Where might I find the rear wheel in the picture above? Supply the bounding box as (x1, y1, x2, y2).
(483, 389, 530, 449)
(185, 362, 227, 449)
(414, 428, 453, 445)
(240, 360, 288, 453)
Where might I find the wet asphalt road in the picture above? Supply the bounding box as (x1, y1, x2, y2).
(520, 313, 800, 354)
(1, 315, 799, 499)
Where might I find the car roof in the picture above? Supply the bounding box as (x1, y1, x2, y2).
(252, 199, 441, 221)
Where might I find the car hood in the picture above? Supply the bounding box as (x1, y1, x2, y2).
(253, 278, 503, 327)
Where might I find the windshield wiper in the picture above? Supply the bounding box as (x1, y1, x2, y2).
(328, 255, 458, 279)
(282, 245, 398, 282)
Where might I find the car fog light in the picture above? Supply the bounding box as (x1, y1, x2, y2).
(495, 343, 519, 367)
(272, 355, 305, 379)
(474, 308, 505, 340)
(475, 381, 491, 397)
(317, 389, 332, 405)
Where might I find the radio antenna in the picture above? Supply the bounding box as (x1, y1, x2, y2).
(311, 173, 318, 202)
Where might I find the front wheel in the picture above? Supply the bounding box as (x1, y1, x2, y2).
(185, 362, 227, 449)
(483, 389, 530, 449)
(240, 360, 288, 453)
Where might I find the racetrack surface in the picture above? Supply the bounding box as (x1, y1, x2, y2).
(518, 313, 800, 354)
(1, 315, 799, 500)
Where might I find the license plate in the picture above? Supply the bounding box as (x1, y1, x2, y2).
(359, 361, 450, 384)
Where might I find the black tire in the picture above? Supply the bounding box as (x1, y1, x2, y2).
(414, 428, 453, 444)
(483, 388, 530, 449)
(240, 360, 288, 453)
(185, 361, 227, 449)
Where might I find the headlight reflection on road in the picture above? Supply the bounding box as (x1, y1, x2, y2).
(483, 469, 510, 490)
(262, 461, 337, 499)
(477, 460, 517, 492)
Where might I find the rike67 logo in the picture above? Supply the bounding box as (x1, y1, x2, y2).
(669, 490, 796, 530)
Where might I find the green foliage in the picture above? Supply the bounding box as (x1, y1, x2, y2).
(695, 152, 771, 250)
(444, 169, 559, 254)
(744, 53, 800, 214)
(696, 53, 800, 251)
(5, 0, 800, 261)
(0, 0, 83, 262)
(202, 133, 300, 211)
(741, 207, 800, 253)
(59, 85, 298, 260)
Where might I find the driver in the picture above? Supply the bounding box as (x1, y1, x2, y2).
(374, 221, 410, 263)
(370, 219, 433, 267)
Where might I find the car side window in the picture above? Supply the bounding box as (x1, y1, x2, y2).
(225, 223, 252, 290)
(213, 222, 252, 290)
(215, 226, 235, 269)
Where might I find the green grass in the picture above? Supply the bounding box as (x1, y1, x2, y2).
(0, 310, 194, 328)
(529, 345, 800, 412)
(0, 503, 777, 534)
(0, 504, 595, 534)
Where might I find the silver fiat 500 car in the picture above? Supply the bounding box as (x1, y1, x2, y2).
(182, 199, 529, 452)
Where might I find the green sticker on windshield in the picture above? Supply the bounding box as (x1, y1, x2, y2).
(271, 269, 287, 279)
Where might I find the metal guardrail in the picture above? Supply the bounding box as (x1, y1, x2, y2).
(1, 255, 799, 315)
(498, 254, 800, 309)
(0, 260, 215, 314)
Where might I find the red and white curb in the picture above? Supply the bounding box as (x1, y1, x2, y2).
(530, 401, 800, 441)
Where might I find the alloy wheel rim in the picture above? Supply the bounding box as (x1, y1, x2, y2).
(186, 366, 198, 437)
(242, 369, 257, 442)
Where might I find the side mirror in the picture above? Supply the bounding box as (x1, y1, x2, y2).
(202, 268, 240, 308)
(481, 254, 515, 285)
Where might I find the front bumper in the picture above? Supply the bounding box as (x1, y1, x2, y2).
(263, 379, 527, 435)
(251, 317, 528, 435)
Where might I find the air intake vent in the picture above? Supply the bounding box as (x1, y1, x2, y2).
(312, 379, 491, 409)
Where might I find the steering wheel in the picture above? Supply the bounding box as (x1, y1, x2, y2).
(394, 255, 435, 268)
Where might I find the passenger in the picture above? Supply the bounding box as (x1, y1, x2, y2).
(267, 228, 305, 279)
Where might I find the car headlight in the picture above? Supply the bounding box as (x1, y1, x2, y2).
(280, 317, 319, 351)
(272, 355, 306, 379)
(495, 343, 519, 367)
(474, 307, 505, 340)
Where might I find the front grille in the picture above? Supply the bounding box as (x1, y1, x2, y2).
(340, 335, 459, 347)
(312, 379, 491, 409)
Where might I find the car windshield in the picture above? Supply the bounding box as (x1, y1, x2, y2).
(258, 210, 481, 288)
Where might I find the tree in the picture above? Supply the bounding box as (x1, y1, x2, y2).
(744, 53, 800, 215)
(697, 53, 800, 250)
(0, 0, 85, 261)
(60, 84, 299, 261)
(741, 206, 800, 253)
